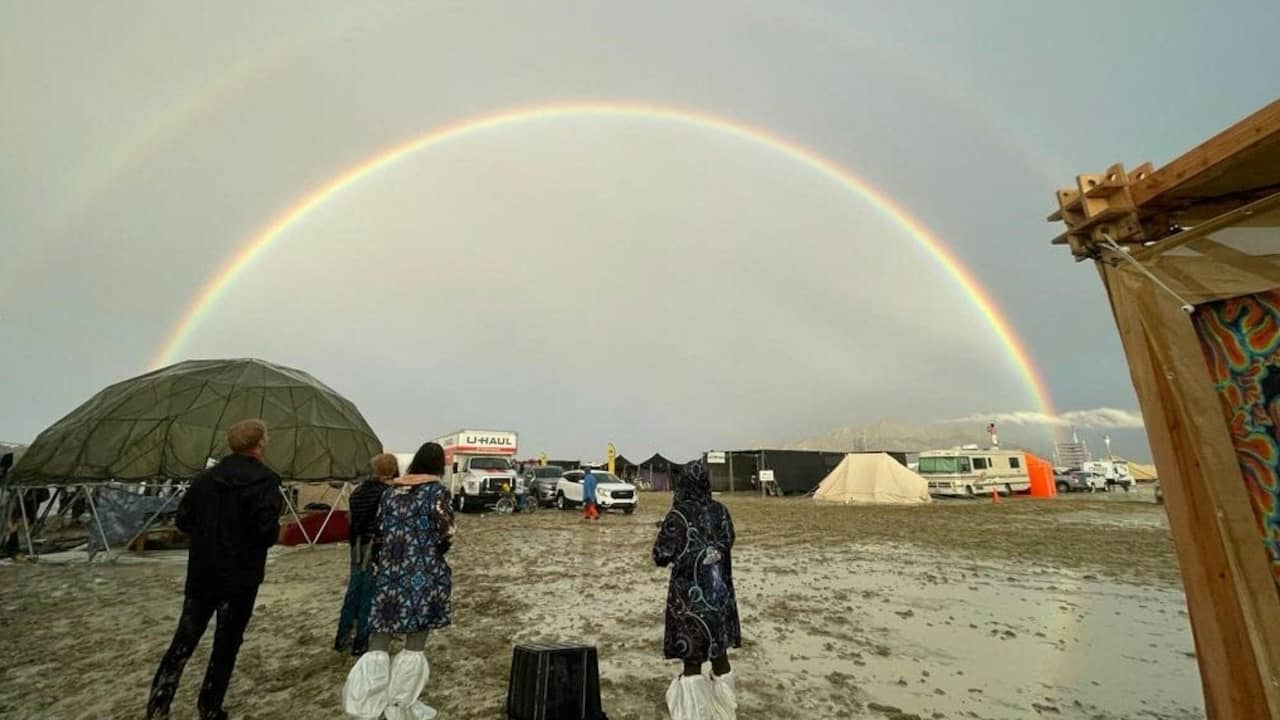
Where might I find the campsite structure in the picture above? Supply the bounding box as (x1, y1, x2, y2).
(3, 358, 383, 557)
(1047, 99, 1280, 718)
(917, 447, 1032, 497)
(706, 448, 912, 495)
(812, 453, 931, 505)
(636, 453, 684, 491)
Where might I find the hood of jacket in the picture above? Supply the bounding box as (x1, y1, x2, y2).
(212, 453, 278, 490)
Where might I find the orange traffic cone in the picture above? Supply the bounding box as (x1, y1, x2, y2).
(991, 487, 1000, 504)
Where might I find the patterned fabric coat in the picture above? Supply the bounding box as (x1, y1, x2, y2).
(370, 477, 455, 634)
(653, 461, 741, 663)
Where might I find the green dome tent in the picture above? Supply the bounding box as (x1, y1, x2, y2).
(9, 358, 383, 486)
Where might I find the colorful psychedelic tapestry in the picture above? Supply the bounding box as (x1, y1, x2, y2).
(1193, 289, 1280, 586)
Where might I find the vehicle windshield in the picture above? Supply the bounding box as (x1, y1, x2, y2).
(583, 472, 621, 484)
(532, 467, 563, 478)
(469, 457, 510, 471)
(918, 457, 961, 474)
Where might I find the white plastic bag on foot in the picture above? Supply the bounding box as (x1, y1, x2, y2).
(384, 650, 436, 720)
(666, 674, 714, 719)
(343, 650, 390, 720)
(707, 671, 737, 720)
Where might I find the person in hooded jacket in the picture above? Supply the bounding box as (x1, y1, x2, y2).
(653, 460, 740, 720)
(334, 452, 398, 656)
(344, 442, 455, 720)
(582, 467, 600, 520)
(146, 419, 283, 720)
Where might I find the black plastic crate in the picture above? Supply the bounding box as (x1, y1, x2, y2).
(506, 642, 607, 720)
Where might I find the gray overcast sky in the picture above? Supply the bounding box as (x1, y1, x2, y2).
(3, 1, 1278, 461)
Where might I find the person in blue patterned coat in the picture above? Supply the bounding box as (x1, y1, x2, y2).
(654, 459, 740, 719)
(344, 442, 454, 720)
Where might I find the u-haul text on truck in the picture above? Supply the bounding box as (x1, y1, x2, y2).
(434, 429, 520, 511)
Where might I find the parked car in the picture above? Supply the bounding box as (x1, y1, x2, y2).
(1054, 472, 1091, 493)
(1054, 470, 1109, 493)
(523, 465, 564, 507)
(557, 469, 638, 514)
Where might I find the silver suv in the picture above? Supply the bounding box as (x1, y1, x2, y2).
(522, 465, 564, 507)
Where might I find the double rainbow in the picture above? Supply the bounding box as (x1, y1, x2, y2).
(150, 101, 1055, 419)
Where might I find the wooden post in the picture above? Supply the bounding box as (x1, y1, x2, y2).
(1104, 265, 1280, 717)
(1047, 101, 1280, 718)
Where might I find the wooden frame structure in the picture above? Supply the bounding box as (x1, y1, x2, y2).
(1049, 99, 1280, 719)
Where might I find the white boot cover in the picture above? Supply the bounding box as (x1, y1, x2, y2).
(343, 650, 390, 720)
(666, 674, 713, 719)
(707, 671, 737, 720)
(384, 650, 436, 720)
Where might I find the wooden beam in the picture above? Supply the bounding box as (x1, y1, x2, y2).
(1132, 99, 1280, 207)
(1101, 264, 1280, 718)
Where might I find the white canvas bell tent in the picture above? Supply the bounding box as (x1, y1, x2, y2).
(813, 453, 931, 505)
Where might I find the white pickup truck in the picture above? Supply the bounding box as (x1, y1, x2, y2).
(556, 469, 638, 514)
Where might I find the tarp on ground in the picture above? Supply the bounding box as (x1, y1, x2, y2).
(86, 485, 171, 553)
(9, 358, 383, 485)
(813, 453, 931, 505)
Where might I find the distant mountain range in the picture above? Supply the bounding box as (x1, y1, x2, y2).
(771, 420, 1045, 456)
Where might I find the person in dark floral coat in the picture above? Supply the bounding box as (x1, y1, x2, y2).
(654, 460, 739, 719)
(344, 442, 454, 720)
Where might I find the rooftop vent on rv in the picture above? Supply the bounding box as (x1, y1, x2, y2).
(961, 444, 980, 451)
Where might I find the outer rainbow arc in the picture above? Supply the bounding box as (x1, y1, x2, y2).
(151, 100, 1056, 420)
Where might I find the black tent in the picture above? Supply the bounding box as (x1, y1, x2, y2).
(757, 450, 843, 495)
(613, 454, 638, 480)
(637, 453, 684, 491)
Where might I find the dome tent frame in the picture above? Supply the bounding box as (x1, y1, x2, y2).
(4, 359, 382, 560)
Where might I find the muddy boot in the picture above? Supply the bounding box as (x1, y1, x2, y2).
(707, 671, 737, 719)
(666, 675, 712, 719)
(343, 650, 390, 720)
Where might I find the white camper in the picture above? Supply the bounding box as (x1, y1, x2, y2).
(918, 446, 1031, 497)
(1081, 459, 1133, 491)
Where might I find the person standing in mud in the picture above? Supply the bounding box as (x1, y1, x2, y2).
(334, 452, 398, 656)
(653, 460, 740, 719)
(146, 419, 282, 720)
(582, 466, 600, 521)
(344, 442, 454, 720)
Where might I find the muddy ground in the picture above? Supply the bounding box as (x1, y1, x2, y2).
(0, 489, 1204, 719)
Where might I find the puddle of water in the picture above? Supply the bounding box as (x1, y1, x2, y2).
(745, 545, 1203, 719)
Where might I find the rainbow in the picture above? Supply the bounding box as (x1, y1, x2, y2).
(150, 100, 1056, 418)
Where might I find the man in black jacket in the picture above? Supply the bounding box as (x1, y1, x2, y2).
(146, 419, 283, 720)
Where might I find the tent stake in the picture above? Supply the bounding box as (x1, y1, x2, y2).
(124, 486, 185, 552)
(16, 489, 36, 558)
(310, 483, 350, 546)
(83, 485, 113, 560)
(280, 486, 311, 545)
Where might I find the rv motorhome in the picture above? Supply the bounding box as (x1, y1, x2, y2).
(917, 446, 1032, 498)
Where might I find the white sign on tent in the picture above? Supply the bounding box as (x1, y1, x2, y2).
(706, 451, 726, 464)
